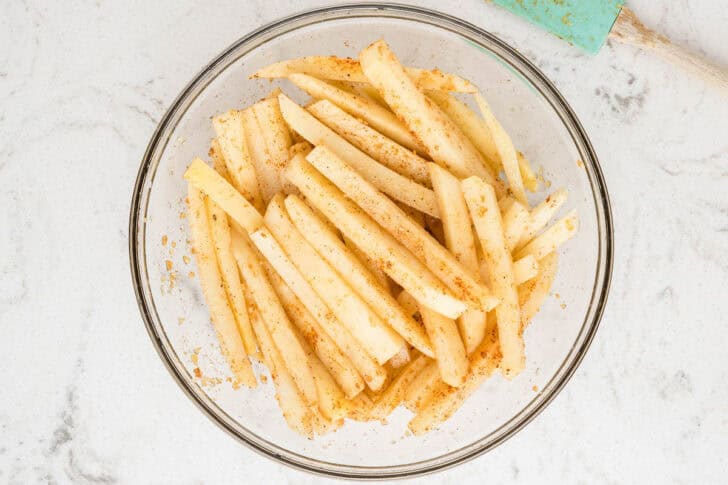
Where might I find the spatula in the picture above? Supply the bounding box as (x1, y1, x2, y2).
(493, 0, 728, 92)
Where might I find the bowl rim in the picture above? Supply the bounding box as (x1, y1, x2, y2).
(129, 2, 613, 480)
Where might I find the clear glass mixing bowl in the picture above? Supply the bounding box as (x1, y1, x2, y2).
(129, 3, 613, 479)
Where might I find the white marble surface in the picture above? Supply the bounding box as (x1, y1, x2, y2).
(1, 0, 727, 483)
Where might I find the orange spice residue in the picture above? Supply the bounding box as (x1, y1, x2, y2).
(183, 255, 190, 264)
(532, 385, 539, 392)
(161, 235, 168, 246)
(165, 260, 173, 271)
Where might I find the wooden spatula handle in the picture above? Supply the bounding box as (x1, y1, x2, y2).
(610, 7, 728, 93)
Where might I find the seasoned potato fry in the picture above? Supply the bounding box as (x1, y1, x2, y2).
(249, 301, 314, 437)
(369, 355, 431, 420)
(402, 360, 441, 412)
(428, 162, 487, 353)
(263, 196, 405, 364)
(285, 194, 433, 357)
(212, 110, 265, 211)
(252, 55, 476, 93)
(284, 155, 468, 319)
(513, 254, 539, 284)
(388, 345, 411, 369)
(266, 266, 365, 399)
(307, 146, 497, 311)
(462, 176, 524, 377)
(288, 73, 426, 153)
(249, 221, 387, 391)
(473, 92, 528, 205)
(278, 94, 438, 216)
(359, 41, 500, 191)
(307, 99, 431, 185)
(519, 252, 558, 329)
(419, 304, 469, 387)
(253, 97, 293, 191)
(426, 91, 501, 174)
(515, 209, 578, 261)
(502, 199, 530, 253)
(344, 235, 391, 291)
(517, 151, 539, 192)
(408, 329, 501, 435)
(186, 186, 256, 388)
(396, 290, 420, 319)
(517, 188, 568, 250)
(241, 107, 282, 202)
(288, 140, 313, 159)
(230, 231, 318, 405)
(184, 158, 264, 233)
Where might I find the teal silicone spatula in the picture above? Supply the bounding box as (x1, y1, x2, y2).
(493, 0, 728, 91)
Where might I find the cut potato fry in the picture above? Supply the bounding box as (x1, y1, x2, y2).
(517, 188, 568, 250)
(344, 235, 390, 291)
(408, 328, 501, 435)
(288, 140, 313, 159)
(502, 199, 530, 253)
(184, 158, 264, 233)
(369, 354, 430, 420)
(428, 162, 487, 353)
(241, 107, 282, 202)
(517, 151, 539, 192)
(212, 110, 265, 212)
(284, 155, 468, 319)
(419, 304, 469, 387)
(513, 255, 539, 284)
(426, 91, 500, 174)
(249, 221, 387, 391)
(462, 176, 524, 377)
(474, 92, 527, 205)
(307, 99, 430, 185)
(278, 94, 438, 217)
(230, 231, 318, 405)
(519, 252, 558, 329)
(186, 186, 256, 387)
(515, 209, 578, 261)
(285, 194, 433, 357)
(263, 196, 405, 364)
(207, 197, 258, 356)
(266, 266, 365, 399)
(359, 41, 499, 190)
(252, 55, 476, 93)
(344, 393, 375, 422)
(350, 82, 388, 106)
(249, 301, 314, 437)
(307, 146, 497, 311)
(388, 345, 411, 369)
(288, 73, 426, 153)
(396, 290, 420, 319)
(253, 97, 293, 192)
(402, 361, 441, 412)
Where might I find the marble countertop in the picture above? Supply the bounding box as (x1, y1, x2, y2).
(1, 0, 727, 483)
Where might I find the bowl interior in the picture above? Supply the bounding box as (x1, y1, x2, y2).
(131, 5, 610, 478)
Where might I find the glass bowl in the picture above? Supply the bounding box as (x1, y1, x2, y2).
(129, 3, 613, 479)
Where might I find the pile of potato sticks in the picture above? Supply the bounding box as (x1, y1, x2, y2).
(183, 40, 577, 437)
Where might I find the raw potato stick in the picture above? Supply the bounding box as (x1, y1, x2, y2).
(517, 188, 568, 250)
(428, 162, 488, 353)
(359, 40, 501, 192)
(344, 235, 391, 291)
(369, 354, 431, 420)
(462, 176, 525, 377)
(186, 185, 256, 388)
(241, 107, 282, 203)
(230, 231, 318, 405)
(266, 266, 365, 399)
(307, 99, 431, 185)
(249, 223, 387, 391)
(252, 55, 477, 92)
(513, 255, 539, 284)
(419, 304, 469, 387)
(249, 301, 314, 437)
(518, 252, 558, 329)
(307, 146, 498, 311)
(184, 158, 264, 233)
(284, 194, 433, 357)
(278, 94, 438, 217)
(288, 73, 427, 153)
(517, 151, 539, 192)
(284, 155, 468, 318)
(474, 92, 528, 205)
(502, 200, 530, 253)
(402, 360, 441, 412)
(515, 209, 578, 261)
(212, 110, 265, 212)
(263, 195, 405, 364)
(253, 97, 293, 192)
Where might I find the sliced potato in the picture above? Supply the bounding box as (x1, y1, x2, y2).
(369, 354, 431, 420)
(278, 93, 438, 217)
(515, 209, 578, 261)
(419, 304, 469, 387)
(241, 107, 282, 203)
(307, 146, 497, 311)
(252, 97, 293, 192)
(307, 99, 430, 185)
(284, 155, 468, 319)
(285, 194, 433, 357)
(517, 188, 568, 250)
(517, 151, 539, 192)
(502, 199, 530, 253)
(402, 360, 441, 412)
(519, 252, 558, 329)
(186, 185, 256, 388)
